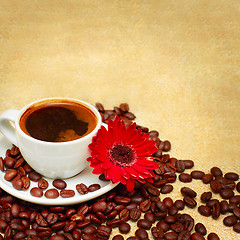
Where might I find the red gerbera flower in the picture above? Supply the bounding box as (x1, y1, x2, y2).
(87, 116, 158, 192)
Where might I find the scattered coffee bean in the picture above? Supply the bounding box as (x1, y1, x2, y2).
(179, 173, 192, 183)
(30, 187, 43, 198)
(195, 222, 207, 236)
(45, 188, 59, 199)
(53, 179, 67, 189)
(191, 170, 205, 180)
(223, 215, 238, 227)
(88, 184, 101, 192)
(207, 233, 220, 240)
(60, 189, 75, 198)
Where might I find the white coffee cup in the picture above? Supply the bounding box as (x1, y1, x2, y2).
(0, 98, 102, 179)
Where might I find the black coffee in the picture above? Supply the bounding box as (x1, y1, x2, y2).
(20, 100, 97, 142)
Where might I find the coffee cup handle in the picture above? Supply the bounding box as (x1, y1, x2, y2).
(0, 109, 20, 147)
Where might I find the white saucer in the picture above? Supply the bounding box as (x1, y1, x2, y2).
(0, 135, 118, 205)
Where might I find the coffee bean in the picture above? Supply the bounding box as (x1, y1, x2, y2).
(183, 196, 197, 208)
(181, 187, 197, 198)
(21, 176, 30, 190)
(82, 234, 97, 240)
(88, 184, 101, 192)
(174, 200, 185, 210)
(171, 222, 184, 233)
(137, 219, 152, 230)
(211, 167, 222, 177)
(236, 182, 240, 193)
(223, 215, 238, 226)
(119, 222, 131, 234)
(220, 200, 229, 214)
(114, 196, 131, 205)
(12, 178, 23, 190)
(45, 188, 59, 199)
(4, 169, 18, 181)
(161, 184, 173, 194)
(212, 202, 221, 220)
(28, 171, 42, 182)
(225, 172, 239, 181)
(191, 170, 205, 179)
(119, 208, 130, 222)
(200, 192, 212, 202)
(76, 183, 88, 194)
(220, 188, 234, 199)
(30, 187, 43, 198)
(135, 228, 148, 239)
(207, 233, 220, 240)
(191, 232, 205, 240)
(176, 160, 186, 173)
(210, 180, 223, 193)
(130, 208, 141, 221)
(202, 173, 213, 184)
(113, 235, 124, 240)
(229, 195, 240, 204)
(38, 178, 49, 189)
(140, 199, 151, 212)
(92, 201, 107, 213)
(53, 179, 67, 189)
(4, 156, 16, 169)
(179, 173, 192, 183)
(183, 160, 194, 169)
(195, 223, 207, 236)
(198, 205, 211, 217)
(178, 230, 191, 240)
(60, 189, 75, 198)
(233, 222, 240, 233)
(164, 231, 178, 240)
(151, 226, 164, 238)
(156, 221, 170, 232)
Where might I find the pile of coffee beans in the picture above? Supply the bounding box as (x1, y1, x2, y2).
(0, 102, 238, 239)
(0, 147, 102, 199)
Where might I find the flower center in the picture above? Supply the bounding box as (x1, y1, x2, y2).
(110, 144, 135, 167)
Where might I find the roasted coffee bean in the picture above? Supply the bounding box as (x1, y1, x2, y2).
(76, 183, 88, 195)
(45, 188, 59, 199)
(191, 170, 205, 179)
(82, 234, 97, 240)
(97, 224, 112, 238)
(202, 174, 213, 184)
(30, 187, 43, 198)
(119, 208, 130, 222)
(236, 182, 240, 193)
(161, 184, 173, 194)
(144, 212, 155, 223)
(106, 219, 122, 228)
(137, 219, 152, 230)
(224, 172, 239, 181)
(176, 160, 186, 173)
(60, 189, 75, 198)
(233, 207, 240, 219)
(163, 197, 173, 208)
(210, 180, 223, 193)
(112, 235, 124, 240)
(168, 206, 178, 216)
(114, 196, 131, 205)
(210, 167, 222, 177)
(223, 215, 238, 226)
(21, 176, 30, 190)
(28, 171, 42, 182)
(96, 103, 105, 112)
(183, 160, 194, 169)
(156, 221, 170, 232)
(130, 208, 141, 221)
(53, 179, 67, 189)
(195, 223, 207, 236)
(119, 222, 131, 234)
(4, 157, 16, 169)
(183, 197, 197, 208)
(171, 222, 184, 233)
(140, 199, 151, 212)
(200, 192, 212, 202)
(220, 200, 229, 214)
(233, 222, 240, 233)
(207, 233, 220, 240)
(198, 205, 211, 217)
(156, 200, 167, 212)
(220, 188, 234, 199)
(179, 173, 192, 183)
(163, 140, 171, 152)
(191, 232, 205, 240)
(181, 187, 197, 198)
(174, 200, 185, 210)
(212, 202, 221, 219)
(12, 178, 23, 190)
(164, 231, 178, 240)
(4, 169, 18, 181)
(178, 230, 191, 240)
(11, 203, 20, 218)
(229, 195, 240, 204)
(38, 178, 49, 189)
(206, 199, 219, 209)
(165, 215, 176, 224)
(88, 184, 101, 192)
(119, 103, 129, 112)
(151, 226, 164, 238)
(135, 228, 148, 239)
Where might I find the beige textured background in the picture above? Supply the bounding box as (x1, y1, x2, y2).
(0, 0, 240, 239)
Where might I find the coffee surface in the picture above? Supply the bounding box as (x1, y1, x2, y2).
(20, 101, 97, 142)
